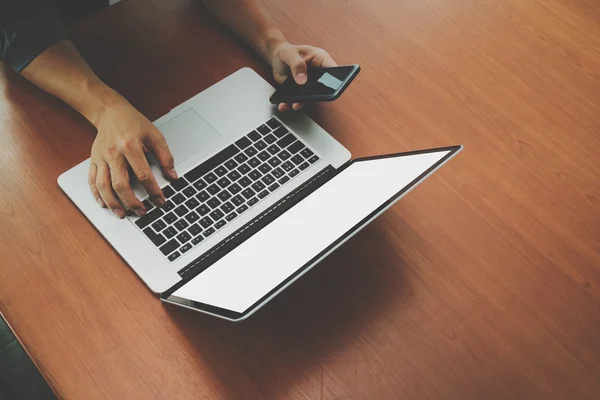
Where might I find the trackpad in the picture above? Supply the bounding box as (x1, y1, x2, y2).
(157, 109, 221, 168)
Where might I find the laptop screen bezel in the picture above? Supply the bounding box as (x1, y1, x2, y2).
(162, 145, 463, 321)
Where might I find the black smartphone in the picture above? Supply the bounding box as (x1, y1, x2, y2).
(269, 64, 360, 104)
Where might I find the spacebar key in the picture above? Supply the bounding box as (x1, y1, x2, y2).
(184, 144, 240, 183)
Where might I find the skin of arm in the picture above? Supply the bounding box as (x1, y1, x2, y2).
(18, 0, 337, 219)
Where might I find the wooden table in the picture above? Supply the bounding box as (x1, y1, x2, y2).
(1, 0, 600, 398)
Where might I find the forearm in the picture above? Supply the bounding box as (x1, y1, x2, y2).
(202, 0, 286, 63)
(20, 40, 125, 127)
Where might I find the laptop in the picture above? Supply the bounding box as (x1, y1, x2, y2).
(58, 68, 461, 321)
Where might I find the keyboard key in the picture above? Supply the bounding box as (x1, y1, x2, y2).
(235, 136, 252, 149)
(279, 150, 291, 160)
(255, 140, 267, 150)
(207, 184, 220, 195)
(236, 204, 249, 214)
(308, 155, 320, 163)
(227, 170, 241, 181)
(229, 183, 242, 194)
(168, 251, 181, 262)
(248, 197, 259, 206)
(143, 227, 166, 246)
(225, 159, 238, 170)
(217, 190, 232, 201)
(196, 190, 210, 202)
(226, 212, 238, 222)
(207, 197, 221, 209)
(192, 236, 204, 245)
(197, 204, 210, 216)
(238, 163, 251, 175)
(298, 162, 309, 171)
(267, 144, 280, 155)
(174, 205, 189, 217)
(291, 154, 304, 165)
(242, 188, 256, 199)
(163, 226, 177, 239)
(288, 141, 305, 154)
(185, 144, 240, 182)
(199, 216, 214, 228)
(262, 174, 275, 185)
(160, 239, 179, 256)
(301, 148, 314, 158)
(234, 153, 248, 163)
(264, 133, 277, 144)
(185, 211, 200, 223)
(221, 203, 234, 214)
(214, 166, 228, 177)
(152, 220, 167, 232)
(188, 223, 202, 236)
(177, 231, 192, 244)
(282, 161, 294, 172)
(183, 186, 197, 197)
(258, 163, 272, 174)
(257, 124, 271, 135)
(266, 118, 281, 129)
(193, 179, 207, 191)
(203, 227, 216, 237)
(163, 212, 177, 224)
(248, 157, 261, 168)
(279, 176, 290, 185)
(180, 243, 192, 253)
(162, 186, 175, 198)
(171, 177, 189, 191)
(273, 126, 288, 138)
(210, 209, 224, 221)
(215, 220, 226, 229)
(257, 190, 269, 199)
(217, 177, 231, 188)
(174, 219, 189, 231)
(185, 197, 200, 210)
(204, 172, 217, 184)
(272, 167, 284, 178)
(172, 193, 186, 205)
(142, 199, 154, 212)
(162, 200, 175, 211)
(251, 181, 266, 192)
(249, 170, 262, 181)
(268, 182, 280, 192)
(248, 130, 261, 141)
(257, 151, 270, 162)
(135, 208, 164, 229)
(244, 147, 258, 157)
(268, 157, 281, 167)
(231, 195, 245, 206)
(276, 134, 295, 149)
(239, 176, 252, 187)
(289, 169, 299, 178)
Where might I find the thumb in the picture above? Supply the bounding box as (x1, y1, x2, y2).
(148, 131, 178, 180)
(280, 50, 308, 85)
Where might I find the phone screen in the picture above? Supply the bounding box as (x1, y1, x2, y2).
(275, 65, 357, 99)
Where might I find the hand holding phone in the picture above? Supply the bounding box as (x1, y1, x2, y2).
(270, 64, 360, 105)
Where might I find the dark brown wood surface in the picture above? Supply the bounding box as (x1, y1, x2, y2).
(1, 0, 600, 398)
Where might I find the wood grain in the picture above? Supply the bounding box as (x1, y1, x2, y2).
(1, 0, 600, 398)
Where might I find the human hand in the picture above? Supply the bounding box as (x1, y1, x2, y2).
(270, 43, 337, 112)
(88, 98, 177, 218)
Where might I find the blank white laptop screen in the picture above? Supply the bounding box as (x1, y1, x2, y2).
(172, 149, 453, 314)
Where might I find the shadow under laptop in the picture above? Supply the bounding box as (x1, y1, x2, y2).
(165, 219, 412, 400)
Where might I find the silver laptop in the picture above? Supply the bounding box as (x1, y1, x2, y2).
(58, 68, 461, 321)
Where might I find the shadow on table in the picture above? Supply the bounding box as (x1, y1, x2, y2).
(165, 220, 412, 400)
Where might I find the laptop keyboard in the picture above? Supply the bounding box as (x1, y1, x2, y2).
(132, 117, 320, 262)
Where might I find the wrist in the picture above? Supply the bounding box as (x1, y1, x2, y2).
(261, 32, 287, 65)
(78, 81, 128, 128)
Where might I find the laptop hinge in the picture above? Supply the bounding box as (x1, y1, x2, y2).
(161, 164, 339, 298)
